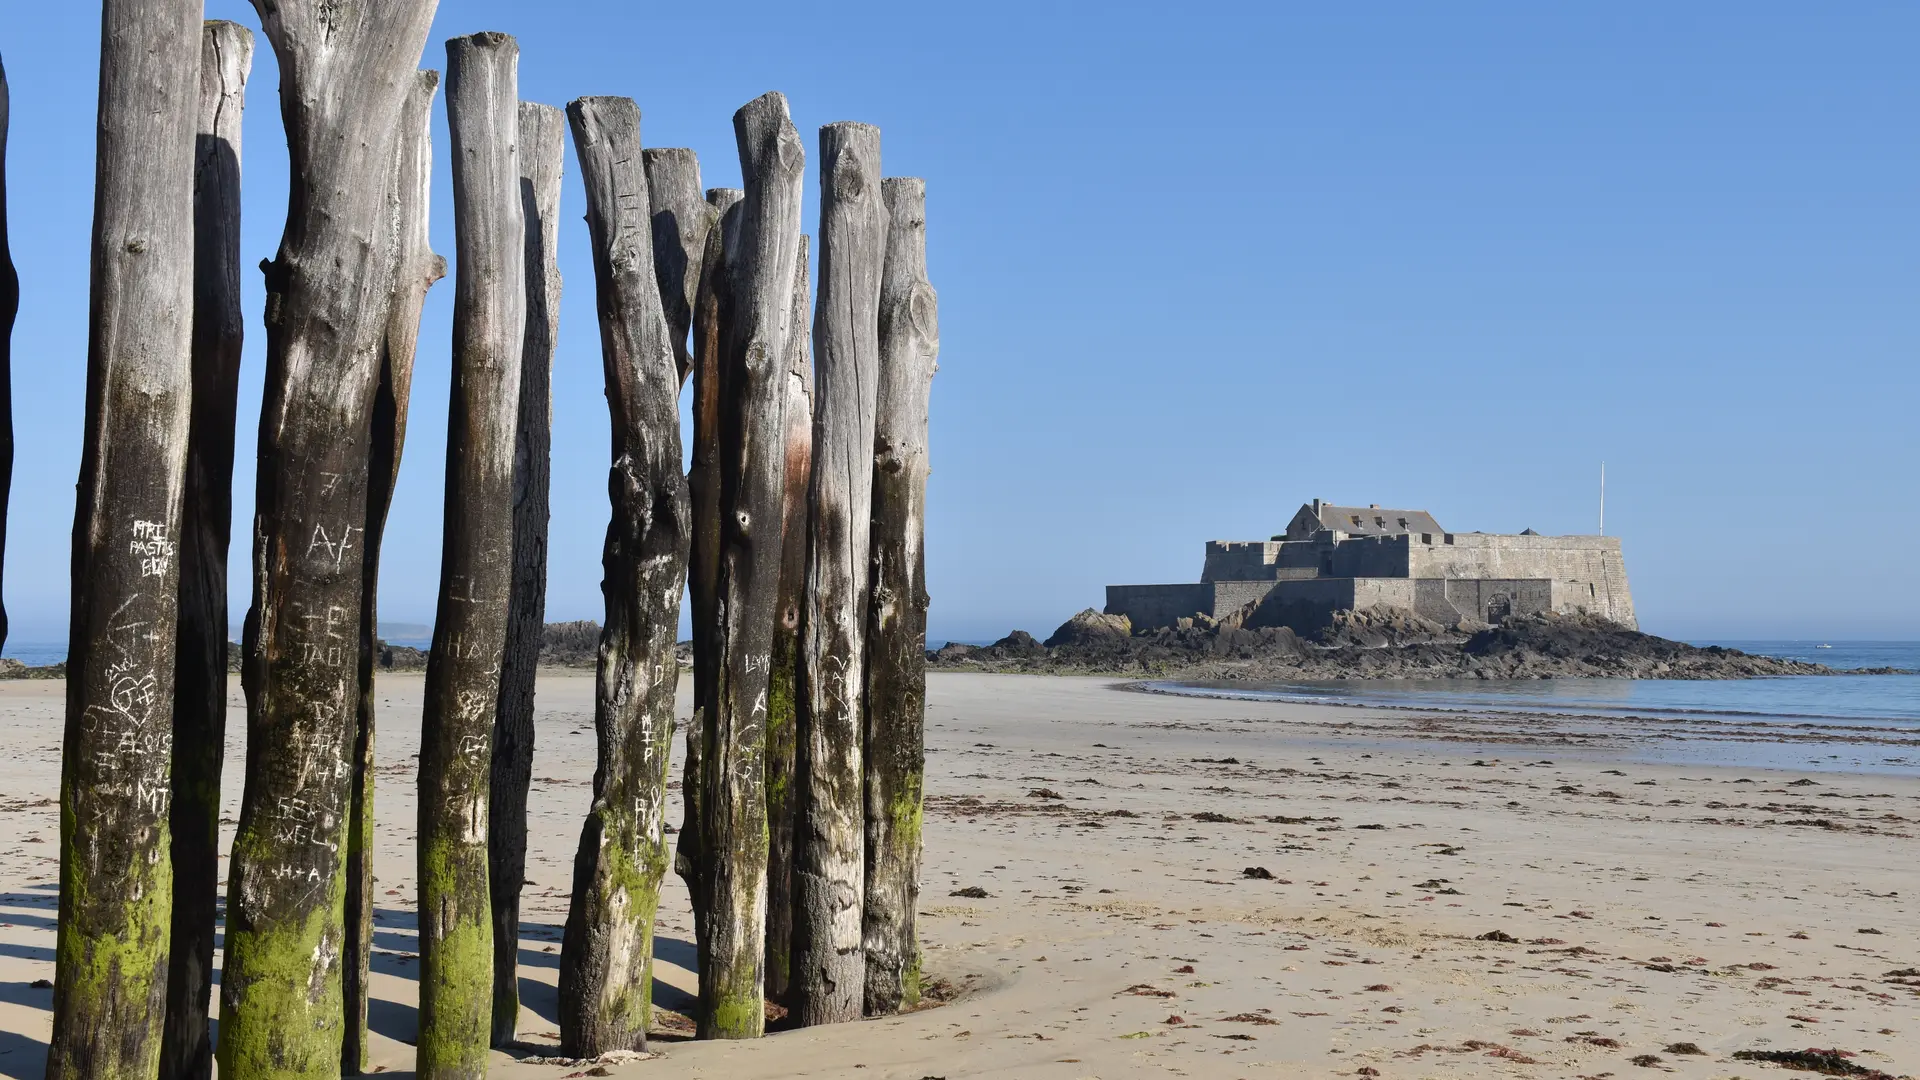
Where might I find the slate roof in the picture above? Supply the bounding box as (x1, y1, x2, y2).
(1285, 501, 1445, 539)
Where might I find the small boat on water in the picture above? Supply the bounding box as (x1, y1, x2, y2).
(1815, 643, 1833, 649)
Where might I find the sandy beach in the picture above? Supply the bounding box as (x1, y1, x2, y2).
(1, 670, 1915, 1078)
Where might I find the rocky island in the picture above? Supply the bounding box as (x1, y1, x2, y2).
(931, 605, 1895, 680)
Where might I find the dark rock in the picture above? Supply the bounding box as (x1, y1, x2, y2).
(989, 630, 1047, 658)
(931, 641, 977, 663)
(1044, 608, 1132, 650)
(539, 619, 602, 667)
(1314, 604, 1456, 648)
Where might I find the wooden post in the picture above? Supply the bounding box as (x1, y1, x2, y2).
(0, 55, 15, 657)
(344, 66, 444, 1076)
(697, 91, 806, 1040)
(47, 1, 202, 1076)
(675, 186, 741, 927)
(556, 95, 691, 1058)
(862, 177, 938, 1016)
(764, 235, 812, 1003)
(488, 99, 562, 1050)
(641, 148, 714, 385)
(792, 120, 885, 1028)
(417, 31, 524, 1080)
(161, 23, 251, 1080)
(220, 1, 439, 1075)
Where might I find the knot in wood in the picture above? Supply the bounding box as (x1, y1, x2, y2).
(831, 152, 869, 201)
(909, 284, 938, 337)
(775, 128, 805, 175)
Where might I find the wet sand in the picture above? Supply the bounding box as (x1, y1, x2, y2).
(0, 671, 1914, 1078)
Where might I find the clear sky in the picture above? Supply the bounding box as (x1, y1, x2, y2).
(0, 3, 1914, 649)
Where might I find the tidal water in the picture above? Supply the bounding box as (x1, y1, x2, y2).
(1145, 640, 1920, 777)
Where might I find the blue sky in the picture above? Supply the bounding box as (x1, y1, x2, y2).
(0, 3, 1914, 649)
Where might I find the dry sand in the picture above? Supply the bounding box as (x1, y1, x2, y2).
(0, 670, 1914, 1078)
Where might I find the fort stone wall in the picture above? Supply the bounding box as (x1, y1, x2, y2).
(1413, 578, 1554, 624)
(1405, 534, 1634, 627)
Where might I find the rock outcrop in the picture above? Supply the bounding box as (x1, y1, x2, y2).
(928, 608, 1871, 681)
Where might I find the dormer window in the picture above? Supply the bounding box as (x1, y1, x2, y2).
(1374, 516, 1385, 528)
(1349, 515, 1362, 528)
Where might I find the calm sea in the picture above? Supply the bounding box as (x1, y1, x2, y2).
(1142, 640, 1920, 776)
(1148, 641, 1918, 724)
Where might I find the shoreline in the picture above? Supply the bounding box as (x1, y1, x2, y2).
(1125, 678, 1920, 780)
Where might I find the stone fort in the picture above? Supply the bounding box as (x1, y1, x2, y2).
(1106, 499, 1635, 633)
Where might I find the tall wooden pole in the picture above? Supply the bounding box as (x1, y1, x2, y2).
(641, 148, 713, 385)
(862, 177, 938, 1016)
(556, 95, 691, 1059)
(488, 99, 563, 1050)
(792, 120, 885, 1028)
(47, 2, 203, 1076)
(344, 66, 444, 1076)
(675, 186, 741, 928)
(697, 91, 806, 1040)
(764, 235, 812, 1003)
(161, 24, 251, 1080)
(220, 1, 439, 1075)
(417, 31, 524, 1080)
(0, 55, 15, 658)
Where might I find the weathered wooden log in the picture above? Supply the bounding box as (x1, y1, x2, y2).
(47, 2, 203, 1076)
(221, 1, 439, 1075)
(0, 56, 15, 657)
(344, 66, 443, 1076)
(556, 94, 691, 1058)
(792, 120, 885, 1028)
(161, 23, 251, 1080)
(697, 91, 806, 1040)
(488, 98, 562, 1050)
(674, 186, 741, 927)
(641, 148, 713, 384)
(862, 177, 938, 1016)
(764, 234, 812, 1003)
(417, 31, 524, 1080)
